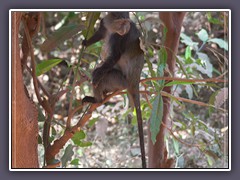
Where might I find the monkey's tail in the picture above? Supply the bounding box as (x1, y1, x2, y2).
(129, 90, 147, 168)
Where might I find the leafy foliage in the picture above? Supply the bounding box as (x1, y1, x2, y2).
(41, 24, 85, 52)
(25, 11, 228, 168)
(36, 59, 63, 76)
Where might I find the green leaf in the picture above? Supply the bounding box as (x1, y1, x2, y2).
(196, 29, 209, 42)
(208, 38, 228, 51)
(88, 118, 98, 128)
(82, 12, 101, 38)
(205, 149, 219, 161)
(70, 159, 80, 166)
(158, 47, 167, 69)
(208, 91, 218, 115)
(41, 24, 85, 52)
(191, 125, 196, 136)
(77, 149, 83, 156)
(162, 26, 168, 44)
(176, 120, 187, 130)
(130, 108, 137, 126)
(145, 56, 158, 90)
(185, 46, 192, 60)
(196, 52, 213, 78)
(207, 13, 222, 25)
(176, 56, 190, 78)
(78, 141, 92, 147)
(36, 59, 63, 76)
(148, 47, 154, 57)
(186, 66, 193, 74)
(159, 91, 173, 105)
(157, 48, 167, 88)
(172, 138, 180, 155)
(185, 58, 194, 65)
(51, 127, 57, 136)
(206, 154, 214, 166)
(150, 94, 163, 144)
(85, 41, 102, 55)
(165, 81, 193, 87)
(146, 56, 156, 78)
(49, 136, 54, 143)
(38, 134, 42, 144)
(61, 144, 74, 167)
(78, 66, 92, 80)
(197, 120, 208, 131)
(71, 131, 92, 147)
(208, 17, 222, 25)
(180, 33, 199, 50)
(62, 12, 78, 27)
(71, 130, 86, 145)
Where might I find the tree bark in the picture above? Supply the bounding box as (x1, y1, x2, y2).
(11, 12, 39, 168)
(148, 12, 186, 168)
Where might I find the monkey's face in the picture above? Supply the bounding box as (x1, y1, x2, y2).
(104, 12, 131, 36)
(111, 19, 131, 36)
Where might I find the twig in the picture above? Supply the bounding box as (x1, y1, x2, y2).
(140, 90, 226, 112)
(140, 76, 227, 84)
(66, 13, 94, 129)
(161, 91, 226, 112)
(26, 65, 50, 98)
(132, 12, 146, 37)
(142, 83, 153, 109)
(206, 46, 228, 65)
(22, 18, 43, 104)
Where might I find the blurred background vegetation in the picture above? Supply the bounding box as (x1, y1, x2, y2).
(22, 11, 229, 168)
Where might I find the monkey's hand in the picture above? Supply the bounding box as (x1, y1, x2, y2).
(92, 67, 105, 87)
(82, 39, 87, 46)
(82, 96, 96, 104)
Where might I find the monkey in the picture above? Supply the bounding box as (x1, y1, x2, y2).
(82, 12, 146, 168)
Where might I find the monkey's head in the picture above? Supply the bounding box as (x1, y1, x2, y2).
(105, 12, 131, 36)
(109, 12, 129, 19)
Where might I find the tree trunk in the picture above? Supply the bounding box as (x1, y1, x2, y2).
(11, 12, 39, 168)
(148, 12, 186, 168)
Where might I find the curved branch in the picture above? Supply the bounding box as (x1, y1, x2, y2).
(22, 16, 43, 105)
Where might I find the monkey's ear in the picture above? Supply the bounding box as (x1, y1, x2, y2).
(112, 19, 131, 36)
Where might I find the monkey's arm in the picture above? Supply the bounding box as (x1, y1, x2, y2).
(82, 20, 107, 47)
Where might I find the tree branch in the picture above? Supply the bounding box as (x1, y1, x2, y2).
(140, 76, 227, 84)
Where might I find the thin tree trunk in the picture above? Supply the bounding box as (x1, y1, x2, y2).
(148, 12, 186, 168)
(12, 12, 39, 168)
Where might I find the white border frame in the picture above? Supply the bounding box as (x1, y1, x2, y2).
(9, 9, 231, 171)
